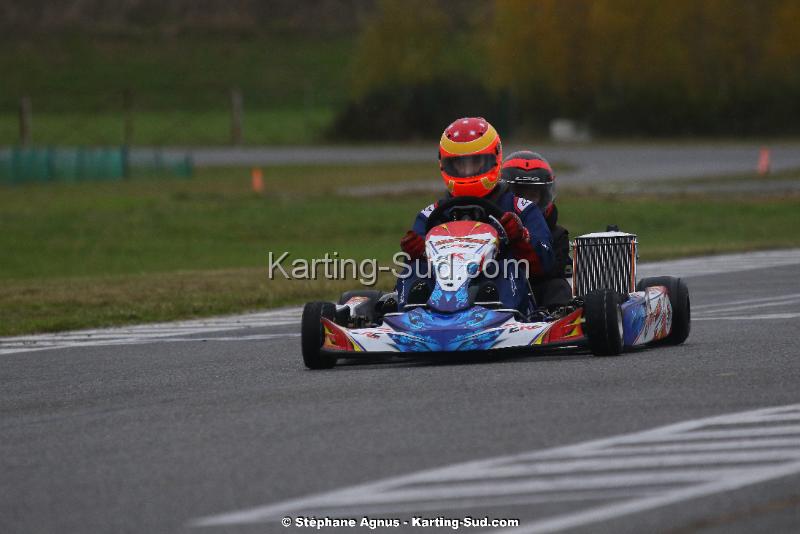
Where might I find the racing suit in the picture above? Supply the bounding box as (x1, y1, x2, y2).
(396, 183, 554, 315)
(531, 203, 573, 308)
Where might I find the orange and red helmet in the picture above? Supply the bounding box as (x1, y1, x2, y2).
(439, 117, 502, 197)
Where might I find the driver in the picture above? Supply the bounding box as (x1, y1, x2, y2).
(396, 117, 554, 315)
(501, 151, 572, 309)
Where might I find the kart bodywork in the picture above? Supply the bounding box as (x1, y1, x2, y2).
(321, 285, 672, 355)
(301, 197, 689, 368)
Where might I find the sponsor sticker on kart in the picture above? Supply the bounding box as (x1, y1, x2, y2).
(432, 237, 492, 249)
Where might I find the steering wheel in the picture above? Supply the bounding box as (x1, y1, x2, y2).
(424, 195, 509, 243)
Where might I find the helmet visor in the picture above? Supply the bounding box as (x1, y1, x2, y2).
(442, 154, 497, 178)
(501, 166, 552, 185)
(510, 182, 556, 210)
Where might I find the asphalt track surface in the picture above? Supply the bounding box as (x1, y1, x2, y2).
(136, 142, 800, 185)
(3, 251, 800, 533)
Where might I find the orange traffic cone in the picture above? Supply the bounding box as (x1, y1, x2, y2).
(757, 147, 771, 176)
(251, 168, 265, 193)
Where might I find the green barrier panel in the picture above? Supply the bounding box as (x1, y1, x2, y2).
(98, 148, 121, 181)
(0, 146, 191, 185)
(12, 147, 51, 184)
(173, 155, 193, 178)
(78, 148, 121, 181)
(0, 150, 12, 185)
(107, 148, 124, 180)
(79, 148, 96, 181)
(51, 147, 80, 182)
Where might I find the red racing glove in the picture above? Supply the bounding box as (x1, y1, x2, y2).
(400, 230, 425, 260)
(500, 212, 529, 244)
(500, 212, 543, 275)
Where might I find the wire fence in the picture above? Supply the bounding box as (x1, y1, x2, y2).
(1, 86, 333, 147)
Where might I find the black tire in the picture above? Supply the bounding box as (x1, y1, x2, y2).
(636, 276, 690, 345)
(583, 290, 624, 356)
(301, 301, 338, 369)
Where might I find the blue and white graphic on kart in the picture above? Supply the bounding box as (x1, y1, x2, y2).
(424, 221, 500, 314)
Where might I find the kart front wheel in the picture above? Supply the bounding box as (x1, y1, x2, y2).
(583, 290, 624, 356)
(637, 276, 690, 345)
(301, 301, 337, 370)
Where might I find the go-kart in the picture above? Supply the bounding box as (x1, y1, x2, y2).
(301, 196, 690, 369)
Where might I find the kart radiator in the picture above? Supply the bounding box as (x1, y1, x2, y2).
(572, 231, 638, 297)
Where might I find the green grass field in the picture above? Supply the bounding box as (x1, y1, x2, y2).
(2, 164, 799, 336)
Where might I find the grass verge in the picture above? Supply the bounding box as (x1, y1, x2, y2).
(2, 164, 799, 336)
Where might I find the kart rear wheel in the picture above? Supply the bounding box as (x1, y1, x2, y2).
(583, 290, 624, 356)
(301, 301, 337, 370)
(637, 276, 690, 345)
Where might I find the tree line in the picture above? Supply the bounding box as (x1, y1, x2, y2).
(334, 0, 800, 138)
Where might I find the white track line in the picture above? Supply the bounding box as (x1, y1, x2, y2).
(414, 451, 800, 481)
(0, 332, 300, 355)
(0, 309, 302, 355)
(543, 438, 800, 456)
(695, 313, 800, 321)
(190, 403, 800, 531)
(636, 248, 800, 279)
(499, 462, 800, 534)
(693, 292, 800, 311)
(693, 293, 800, 318)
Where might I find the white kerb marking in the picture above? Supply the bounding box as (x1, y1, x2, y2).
(0, 308, 302, 355)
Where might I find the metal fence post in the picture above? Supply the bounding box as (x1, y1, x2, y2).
(230, 88, 243, 145)
(19, 96, 32, 145)
(123, 89, 134, 146)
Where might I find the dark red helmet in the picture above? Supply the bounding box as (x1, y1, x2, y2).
(501, 151, 556, 211)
